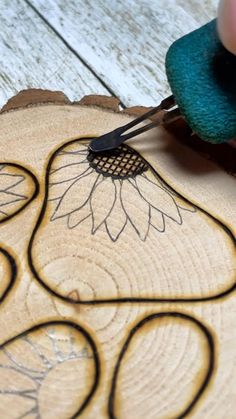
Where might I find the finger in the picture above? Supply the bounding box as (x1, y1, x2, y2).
(218, 0, 236, 55)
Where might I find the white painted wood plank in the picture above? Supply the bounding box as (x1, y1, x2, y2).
(0, 0, 109, 108)
(29, 0, 218, 107)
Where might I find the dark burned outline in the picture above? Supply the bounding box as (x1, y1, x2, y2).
(0, 163, 39, 225)
(0, 163, 38, 303)
(108, 312, 215, 419)
(0, 247, 17, 303)
(0, 320, 100, 418)
(28, 138, 236, 305)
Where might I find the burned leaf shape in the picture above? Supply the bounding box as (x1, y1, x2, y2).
(109, 313, 214, 419)
(29, 139, 235, 303)
(0, 164, 38, 223)
(0, 321, 99, 418)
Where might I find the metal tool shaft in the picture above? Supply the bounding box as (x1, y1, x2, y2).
(89, 95, 180, 152)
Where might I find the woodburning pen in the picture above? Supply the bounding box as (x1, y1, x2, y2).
(89, 19, 236, 153)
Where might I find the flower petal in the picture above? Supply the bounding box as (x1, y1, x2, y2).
(136, 174, 181, 224)
(153, 180, 196, 213)
(6, 180, 27, 196)
(0, 173, 24, 191)
(91, 177, 116, 233)
(174, 197, 196, 213)
(121, 179, 150, 241)
(105, 181, 127, 241)
(141, 171, 163, 188)
(68, 203, 91, 229)
(51, 170, 99, 220)
(49, 179, 74, 202)
(0, 191, 25, 207)
(58, 144, 88, 155)
(150, 207, 165, 232)
(50, 161, 90, 185)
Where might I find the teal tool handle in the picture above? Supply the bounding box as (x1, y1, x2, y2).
(165, 19, 236, 144)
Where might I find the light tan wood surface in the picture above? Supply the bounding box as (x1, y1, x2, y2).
(0, 90, 234, 418)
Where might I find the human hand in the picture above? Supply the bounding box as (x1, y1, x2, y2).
(218, 0, 236, 54)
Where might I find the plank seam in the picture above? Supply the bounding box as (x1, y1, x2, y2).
(24, 0, 126, 108)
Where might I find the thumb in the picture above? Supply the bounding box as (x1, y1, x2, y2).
(218, 0, 236, 54)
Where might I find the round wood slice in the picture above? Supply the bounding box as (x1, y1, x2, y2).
(0, 89, 235, 418)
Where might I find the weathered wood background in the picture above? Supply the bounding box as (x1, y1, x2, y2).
(0, 0, 218, 108)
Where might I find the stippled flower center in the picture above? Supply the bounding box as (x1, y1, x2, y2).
(87, 144, 148, 179)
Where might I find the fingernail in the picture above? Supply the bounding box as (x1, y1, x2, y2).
(218, 0, 236, 54)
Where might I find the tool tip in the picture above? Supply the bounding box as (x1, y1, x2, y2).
(88, 139, 103, 153)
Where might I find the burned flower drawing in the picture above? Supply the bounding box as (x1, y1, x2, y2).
(49, 142, 194, 241)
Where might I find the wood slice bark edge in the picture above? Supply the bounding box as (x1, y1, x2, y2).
(0, 88, 235, 175)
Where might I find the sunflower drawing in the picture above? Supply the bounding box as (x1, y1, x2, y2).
(0, 323, 95, 418)
(49, 142, 195, 241)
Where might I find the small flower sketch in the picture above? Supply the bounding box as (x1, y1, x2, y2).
(0, 164, 37, 223)
(0, 322, 97, 418)
(49, 142, 195, 241)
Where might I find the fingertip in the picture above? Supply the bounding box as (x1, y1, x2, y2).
(218, 0, 236, 55)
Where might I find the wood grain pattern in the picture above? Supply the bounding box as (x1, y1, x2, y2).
(0, 0, 109, 108)
(0, 91, 234, 418)
(0, 321, 98, 418)
(29, 0, 218, 106)
(0, 2, 234, 417)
